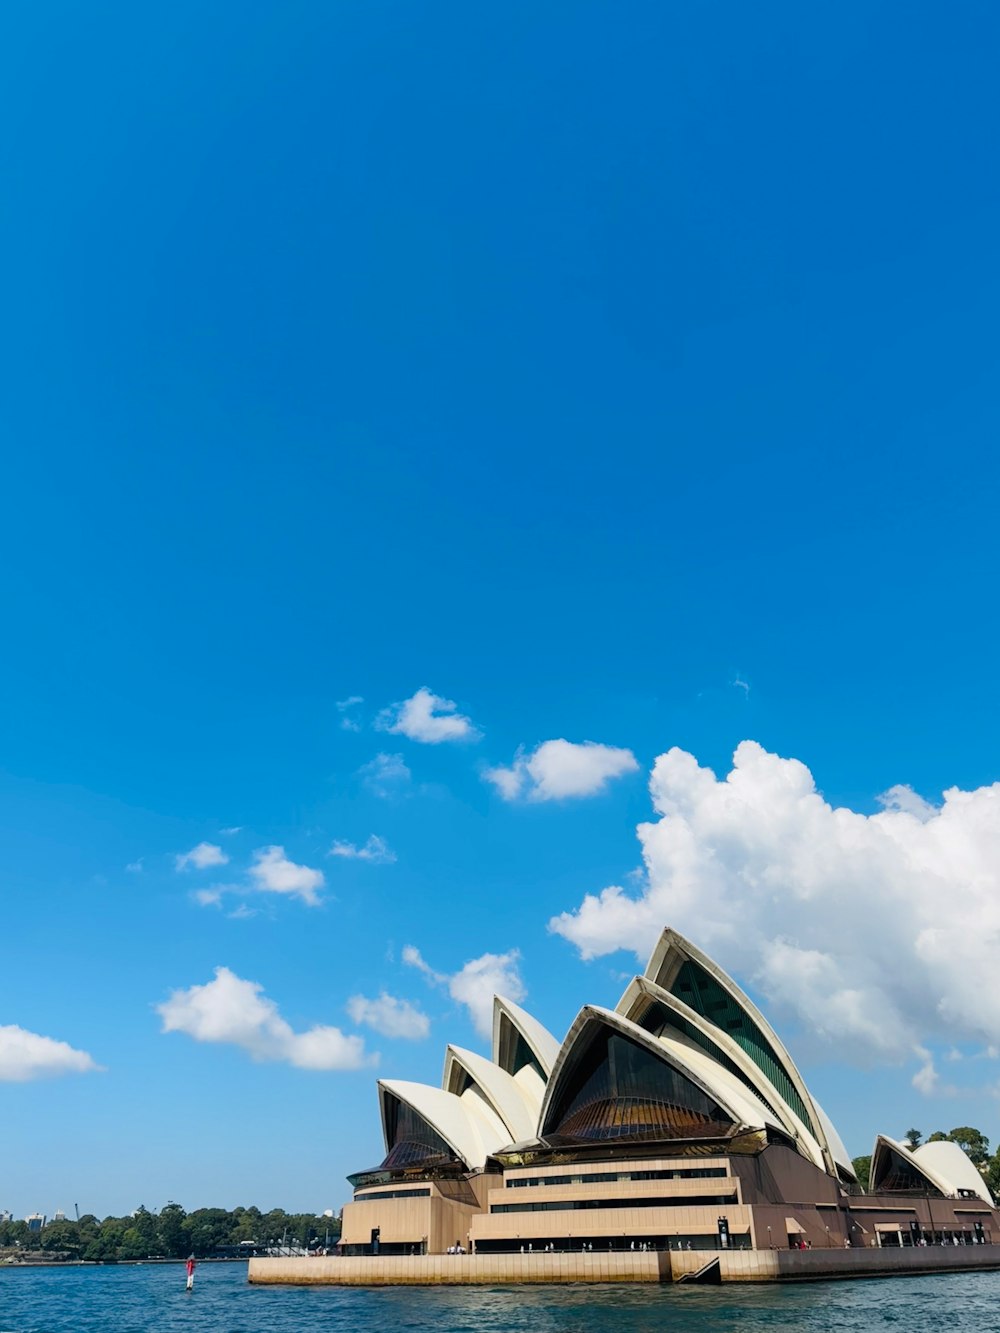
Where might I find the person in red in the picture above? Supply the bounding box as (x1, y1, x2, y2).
(186, 1255, 196, 1290)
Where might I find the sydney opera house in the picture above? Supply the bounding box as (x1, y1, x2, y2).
(339, 929, 999, 1258)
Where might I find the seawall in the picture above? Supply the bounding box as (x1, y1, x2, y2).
(249, 1243, 1000, 1286)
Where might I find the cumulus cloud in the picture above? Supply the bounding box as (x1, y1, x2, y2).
(404, 945, 526, 1039)
(156, 967, 374, 1070)
(550, 740, 1000, 1066)
(376, 687, 480, 744)
(249, 846, 325, 906)
(330, 835, 396, 865)
(486, 739, 639, 801)
(359, 752, 411, 799)
(346, 992, 430, 1039)
(175, 842, 229, 871)
(0, 1026, 102, 1082)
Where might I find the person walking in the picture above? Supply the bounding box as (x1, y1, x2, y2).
(185, 1255, 196, 1291)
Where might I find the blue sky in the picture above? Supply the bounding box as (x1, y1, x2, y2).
(3, 1, 1000, 1217)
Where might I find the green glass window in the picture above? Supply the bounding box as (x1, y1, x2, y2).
(544, 1024, 734, 1143)
(669, 961, 814, 1133)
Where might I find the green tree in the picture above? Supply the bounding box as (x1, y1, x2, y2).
(39, 1221, 82, 1256)
(851, 1155, 871, 1191)
(903, 1128, 922, 1149)
(117, 1227, 147, 1261)
(157, 1203, 188, 1258)
(944, 1126, 990, 1165)
(182, 1208, 232, 1256)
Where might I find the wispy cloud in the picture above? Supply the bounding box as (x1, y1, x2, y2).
(219, 826, 243, 836)
(175, 842, 230, 871)
(0, 1025, 103, 1083)
(125, 859, 144, 873)
(346, 992, 429, 1039)
(732, 674, 750, 698)
(157, 967, 374, 1070)
(249, 846, 325, 907)
(359, 752, 411, 798)
(336, 696, 365, 732)
(330, 835, 396, 865)
(376, 687, 480, 744)
(403, 945, 525, 1039)
(485, 739, 638, 801)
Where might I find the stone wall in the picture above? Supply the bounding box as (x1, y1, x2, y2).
(249, 1242, 1000, 1286)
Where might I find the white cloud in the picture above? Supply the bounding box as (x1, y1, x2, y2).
(401, 944, 446, 984)
(550, 740, 1000, 1065)
(376, 687, 480, 744)
(0, 1026, 102, 1082)
(404, 945, 526, 1039)
(330, 834, 396, 865)
(912, 1048, 940, 1096)
(193, 888, 223, 907)
(156, 967, 374, 1070)
(732, 675, 750, 698)
(346, 992, 430, 1039)
(175, 842, 230, 871)
(876, 784, 937, 822)
(486, 739, 639, 801)
(219, 826, 243, 836)
(359, 752, 411, 798)
(249, 846, 325, 907)
(125, 859, 143, 873)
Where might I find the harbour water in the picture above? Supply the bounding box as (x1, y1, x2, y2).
(3, 1262, 1000, 1332)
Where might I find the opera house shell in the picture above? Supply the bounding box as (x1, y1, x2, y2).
(341, 929, 999, 1256)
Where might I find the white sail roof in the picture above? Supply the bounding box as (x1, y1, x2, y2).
(539, 1004, 780, 1140)
(442, 1044, 537, 1146)
(642, 927, 836, 1174)
(378, 1078, 510, 1172)
(615, 974, 827, 1171)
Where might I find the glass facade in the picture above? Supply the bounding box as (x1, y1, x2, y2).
(637, 997, 785, 1121)
(507, 1166, 727, 1188)
(380, 1096, 459, 1170)
(872, 1144, 944, 1195)
(492, 1192, 737, 1213)
(669, 960, 814, 1133)
(544, 1024, 735, 1143)
(498, 1017, 545, 1083)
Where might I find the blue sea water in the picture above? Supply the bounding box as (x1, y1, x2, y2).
(3, 1262, 1000, 1332)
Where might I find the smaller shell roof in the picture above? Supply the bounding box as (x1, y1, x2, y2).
(378, 1078, 509, 1172)
(868, 1134, 988, 1202)
(442, 1044, 537, 1145)
(492, 994, 561, 1077)
(913, 1140, 995, 1206)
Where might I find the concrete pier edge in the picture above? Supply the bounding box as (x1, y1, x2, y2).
(248, 1244, 1000, 1286)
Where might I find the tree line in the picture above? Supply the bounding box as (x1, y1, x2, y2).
(0, 1203, 341, 1261)
(851, 1125, 1000, 1194)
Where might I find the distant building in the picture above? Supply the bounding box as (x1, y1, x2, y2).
(0, 1209, 12, 1223)
(25, 1213, 46, 1232)
(52, 1210, 67, 1223)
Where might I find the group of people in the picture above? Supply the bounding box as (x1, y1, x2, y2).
(446, 1243, 468, 1254)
